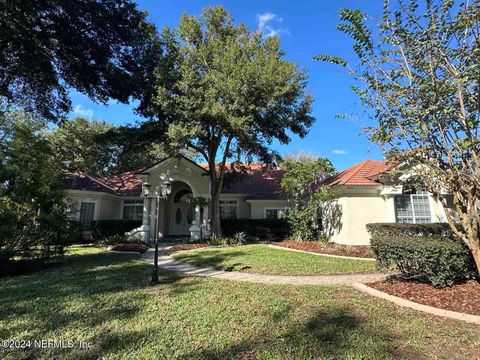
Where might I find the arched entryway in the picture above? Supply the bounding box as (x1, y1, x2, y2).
(169, 188, 195, 235)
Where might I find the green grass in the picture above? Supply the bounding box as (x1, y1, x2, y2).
(1, 247, 479, 359)
(171, 244, 378, 275)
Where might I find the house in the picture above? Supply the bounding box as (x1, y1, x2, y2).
(65, 156, 452, 245)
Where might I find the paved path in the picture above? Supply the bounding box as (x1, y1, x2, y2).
(142, 245, 387, 286)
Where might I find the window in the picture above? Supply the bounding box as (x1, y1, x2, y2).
(220, 200, 238, 219)
(123, 200, 143, 221)
(395, 190, 431, 224)
(79, 202, 95, 231)
(265, 208, 290, 219)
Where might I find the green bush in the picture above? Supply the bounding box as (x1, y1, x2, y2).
(91, 220, 142, 240)
(371, 236, 476, 287)
(99, 234, 137, 245)
(220, 218, 291, 240)
(366, 223, 453, 238)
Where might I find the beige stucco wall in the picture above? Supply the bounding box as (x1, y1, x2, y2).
(248, 200, 291, 219)
(322, 186, 388, 246)
(66, 190, 122, 221)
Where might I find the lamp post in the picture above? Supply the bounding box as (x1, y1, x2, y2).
(147, 179, 172, 285)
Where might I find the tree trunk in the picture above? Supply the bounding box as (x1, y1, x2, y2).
(210, 188, 222, 239)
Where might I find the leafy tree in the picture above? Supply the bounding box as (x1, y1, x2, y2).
(280, 152, 334, 241)
(317, 1, 480, 272)
(0, 112, 71, 264)
(0, 0, 153, 122)
(126, 6, 314, 237)
(47, 117, 116, 176)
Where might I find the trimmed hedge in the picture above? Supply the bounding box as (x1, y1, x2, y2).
(371, 236, 476, 287)
(220, 218, 291, 241)
(366, 223, 453, 238)
(91, 220, 142, 240)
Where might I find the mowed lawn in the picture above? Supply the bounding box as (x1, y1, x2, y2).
(1, 248, 480, 359)
(171, 244, 378, 275)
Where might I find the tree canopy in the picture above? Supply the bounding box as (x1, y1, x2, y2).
(122, 6, 315, 236)
(0, 0, 154, 121)
(317, 0, 480, 272)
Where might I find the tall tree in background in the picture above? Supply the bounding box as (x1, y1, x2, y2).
(0, 0, 154, 121)
(128, 6, 314, 237)
(317, 1, 480, 272)
(280, 152, 334, 241)
(0, 112, 71, 264)
(47, 117, 182, 176)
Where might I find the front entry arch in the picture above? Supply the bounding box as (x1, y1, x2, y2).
(170, 188, 195, 236)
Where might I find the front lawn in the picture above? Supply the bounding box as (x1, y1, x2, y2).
(171, 244, 378, 275)
(0, 248, 479, 359)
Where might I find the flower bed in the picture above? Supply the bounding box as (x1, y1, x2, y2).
(369, 279, 480, 316)
(109, 243, 149, 253)
(166, 243, 209, 254)
(275, 241, 374, 259)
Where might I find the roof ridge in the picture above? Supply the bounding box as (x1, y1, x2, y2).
(340, 159, 370, 185)
(83, 173, 118, 192)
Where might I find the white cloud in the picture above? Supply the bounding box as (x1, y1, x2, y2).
(73, 104, 94, 119)
(257, 12, 288, 37)
(332, 149, 349, 155)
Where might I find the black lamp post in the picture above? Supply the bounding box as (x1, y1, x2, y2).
(149, 179, 172, 285)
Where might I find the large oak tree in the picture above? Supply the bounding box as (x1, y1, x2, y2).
(130, 6, 314, 237)
(0, 0, 153, 121)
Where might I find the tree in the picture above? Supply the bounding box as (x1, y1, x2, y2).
(47, 117, 116, 176)
(0, 0, 154, 122)
(280, 152, 334, 240)
(126, 6, 314, 237)
(0, 111, 71, 264)
(317, 1, 480, 272)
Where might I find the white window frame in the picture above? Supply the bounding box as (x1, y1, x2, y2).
(264, 207, 290, 220)
(122, 199, 144, 221)
(219, 199, 239, 219)
(395, 193, 433, 224)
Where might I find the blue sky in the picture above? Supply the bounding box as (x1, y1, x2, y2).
(68, 0, 385, 171)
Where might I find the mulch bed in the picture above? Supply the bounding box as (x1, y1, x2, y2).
(166, 243, 209, 254)
(109, 243, 149, 253)
(369, 279, 480, 316)
(274, 240, 375, 259)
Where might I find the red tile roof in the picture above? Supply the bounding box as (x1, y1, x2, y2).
(321, 159, 390, 187)
(100, 172, 144, 196)
(65, 159, 390, 198)
(64, 171, 118, 195)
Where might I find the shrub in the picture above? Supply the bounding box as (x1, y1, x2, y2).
(91, 220, 142, 240)
(371, 236, 476, 287)
(220, 218, 291, 240)
(366, 223, 453, 238)
(208, 237, 233, 246)
(99, 234, 136, 245)
(232, 232, 247, 246)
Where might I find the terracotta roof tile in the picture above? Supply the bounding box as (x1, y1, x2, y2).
(321, 159, 390, 187)
(64, 171, 118, 194)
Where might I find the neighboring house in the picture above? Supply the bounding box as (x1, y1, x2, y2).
(64, 156, 453, 245)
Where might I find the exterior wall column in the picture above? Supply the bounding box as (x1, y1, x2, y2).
(142, 197, 151, 243)
(385, 195, 396, 223)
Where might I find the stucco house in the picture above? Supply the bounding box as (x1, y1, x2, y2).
(65, 156, 452, 245)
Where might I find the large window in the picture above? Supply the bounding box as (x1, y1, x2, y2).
(265, 208, 290, 220)
(395, 190, 432, 224)
(220, 200, 238, 219)
(79, 202, 95, 231)
(123, 200, 143, 221)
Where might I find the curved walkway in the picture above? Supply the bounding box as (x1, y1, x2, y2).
(142, 246, 387, 286)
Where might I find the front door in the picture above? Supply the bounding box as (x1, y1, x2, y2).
(171, 204, 194, 235)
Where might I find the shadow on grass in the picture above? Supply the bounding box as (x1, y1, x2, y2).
(173, 249, 252, 272)
(177, 307, 415, 359)
(0, 250, 198, 337)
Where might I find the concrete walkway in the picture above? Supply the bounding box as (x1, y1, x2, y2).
(142, 245, 387, 286)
